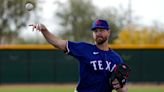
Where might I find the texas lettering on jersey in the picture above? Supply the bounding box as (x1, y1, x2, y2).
(90, 60, 116, 72)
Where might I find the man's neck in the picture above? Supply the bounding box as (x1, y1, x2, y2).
(96, 42, 109, 51)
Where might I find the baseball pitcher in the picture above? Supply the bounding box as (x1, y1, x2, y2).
(29, 19, 131, 92)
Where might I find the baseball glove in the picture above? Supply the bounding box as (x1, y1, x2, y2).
(110, 63, 131, 89)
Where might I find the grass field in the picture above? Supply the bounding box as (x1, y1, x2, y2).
(0, 84, 164, 92)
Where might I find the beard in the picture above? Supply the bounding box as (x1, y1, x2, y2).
(95, 36, 108, 45)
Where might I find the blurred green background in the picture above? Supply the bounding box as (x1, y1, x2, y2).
(0, 0, 164, 45)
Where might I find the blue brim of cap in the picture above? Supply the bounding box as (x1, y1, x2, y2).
(91, 26, 109, 30)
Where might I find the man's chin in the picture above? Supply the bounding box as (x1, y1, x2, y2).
(95, 37, 107, 45)
(96, 40, 106, 45)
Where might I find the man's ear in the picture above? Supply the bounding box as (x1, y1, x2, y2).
(108, 30, 111, 36)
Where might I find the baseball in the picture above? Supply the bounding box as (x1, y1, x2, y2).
(25, 3, 34, 11)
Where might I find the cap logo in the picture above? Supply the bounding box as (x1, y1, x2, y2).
(96, 20, 101, 25)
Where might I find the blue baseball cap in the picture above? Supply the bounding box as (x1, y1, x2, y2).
(91, 19, 110, 30)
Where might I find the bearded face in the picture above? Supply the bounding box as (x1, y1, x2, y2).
(92, 28, 110, 45)
(95, 35, 108, 44)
